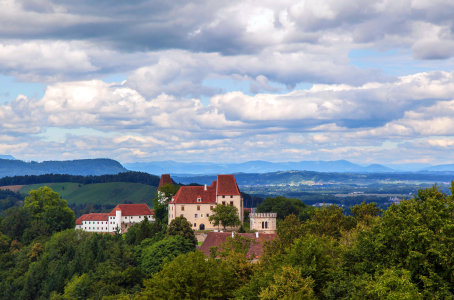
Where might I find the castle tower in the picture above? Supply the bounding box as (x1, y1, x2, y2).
(249, 213, 277, 233)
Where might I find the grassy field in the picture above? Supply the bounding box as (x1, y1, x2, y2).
(18, 182, 157, 205)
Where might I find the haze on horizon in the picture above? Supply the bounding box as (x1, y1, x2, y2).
(1, 0, 454, 166)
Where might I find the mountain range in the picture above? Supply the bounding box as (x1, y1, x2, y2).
(0, 158, 127, 178)
(123, 160, 454, 175)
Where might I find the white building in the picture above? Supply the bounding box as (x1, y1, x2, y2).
(75, 203, 154, 234)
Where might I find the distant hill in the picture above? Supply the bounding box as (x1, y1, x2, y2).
(18, 182, 157, 206)
(173, 170, 454, 186)
(0, 158, 127, 178)
(124, 160, 396, 174)
(422, 164, 454, 172)
(0, 155, 16, 160)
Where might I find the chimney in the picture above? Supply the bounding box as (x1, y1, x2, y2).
(256, 232, 259, 238)
(204, 184, 207, 190)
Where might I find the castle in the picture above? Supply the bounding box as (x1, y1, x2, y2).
(168, 175, 244, 230)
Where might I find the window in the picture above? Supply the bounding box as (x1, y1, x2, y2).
(181, 206, 185, 211)
(262, 222, 264, 229)
(139, 216, 141, 218)
(207, 213, 210, 217)
(89, 227, 91, 230)
(230, 195, 233, 198)
(201, 214, 204, 218)
(230, 201, 233, 206)
(222, 201, 226, 205)
(265, 221, 268, 229)
(222, 195, 225, 198)
(85, 227, 86, 230)
(194, 223, 196, 227)
(97, 222, 99, 224)
(210, 206, 213, 210)
(195, 214, 198, 218)
(197, 198, 201, 202)
(131, 217, 133, 219)
(197, 205, 200, 211)
(97, 227, 99, 230)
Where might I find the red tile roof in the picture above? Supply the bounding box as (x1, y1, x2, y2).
(217, 175, 241, 196)
(76, 213, 109, 224)
(244, 208, 252, 213)
(158, 174, 173, 191)
(108, 204, 154, 216)
(172, 181, 217, 204)
(199, 232, 276, 259)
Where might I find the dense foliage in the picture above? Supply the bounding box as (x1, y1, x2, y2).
(0, 171, 161, 187)
(2, 184, 454, 299)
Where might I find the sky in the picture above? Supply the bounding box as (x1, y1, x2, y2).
(1, 0, 454, 165)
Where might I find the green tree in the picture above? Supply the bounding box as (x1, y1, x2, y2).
(350, 202, 381, 226)
(139, 251, 238, 300)
(166, 216, 197, 247)
(43, 206, 75, 234)
(141, 235, 195, 274)
(152, 184, 179, 223)
(259, 266, 317, 300)
(209, 204, 241, 230)
(343, 183, 454, 298)
(25, 186, 74, 221)
(303, 204, 355, 239)
(257, 196, 311, 220)
(2, 206, 31, 241)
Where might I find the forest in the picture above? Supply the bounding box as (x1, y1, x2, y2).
(0, 171, 162, 187)
(0, 183, 454, 299)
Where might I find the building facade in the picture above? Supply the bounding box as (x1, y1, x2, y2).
(168, 175, 243, 231)
(249, 213, 277, 233)
(75, 203, 154, 234)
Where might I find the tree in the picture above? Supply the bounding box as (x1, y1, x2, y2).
(350, 202, 382, 226)
(141, 235, 195, 274)
(152, 184, 179, 223)
(259, 266, 316, 300)
(43, 206, 75, 234)
(343, 183, 454, 298)
(125, 217, 165, 246)
(139, 251, 238, 300)
(166, 216, 197, 247)
(209, 204, 241, 230)
(24, 186, 74, 221)
(2, 206, 31, 240)
(303, 204, 356, 239)
(257, 196, 309, 220)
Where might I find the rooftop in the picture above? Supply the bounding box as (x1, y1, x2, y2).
(158, 174, 173, 191)
(199, 232, 276, 259)
(76, 213, 109, 224)
(108, 203, 154, 216)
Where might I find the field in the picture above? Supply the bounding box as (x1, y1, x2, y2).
(0, 185, 25, 192)
(18, 182, 157, 205)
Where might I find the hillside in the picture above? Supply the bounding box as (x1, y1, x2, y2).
(0, 158, 127, 178)
(124, 159, 398, 174)
(173, 170, 454, 186)
(18, 182, 157, 206)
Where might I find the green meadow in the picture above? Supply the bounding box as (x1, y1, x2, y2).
(19, 182, 157, 205)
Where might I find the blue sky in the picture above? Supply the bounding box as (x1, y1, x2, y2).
(1, 0, 454, 165)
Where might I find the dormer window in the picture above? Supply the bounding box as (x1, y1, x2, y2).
(197, 198, 201, 202)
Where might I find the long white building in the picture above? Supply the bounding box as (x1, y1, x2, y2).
(75, 203, 154, 234)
